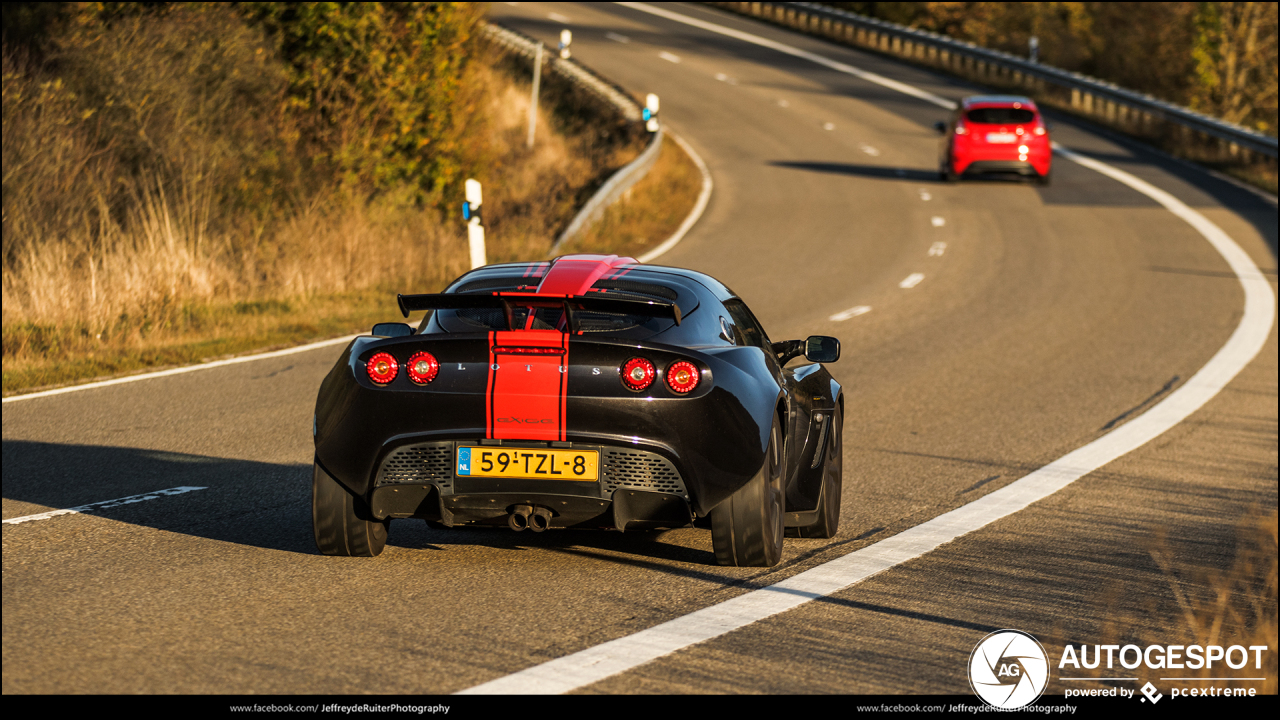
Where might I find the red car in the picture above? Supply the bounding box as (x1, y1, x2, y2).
(937, 95, 1051, 185)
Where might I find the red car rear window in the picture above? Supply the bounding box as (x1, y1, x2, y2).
(966, 108, 1036, 125)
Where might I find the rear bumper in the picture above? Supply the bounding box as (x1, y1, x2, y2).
(960, 159, 1049, 178)
(358, 439, 693, 530)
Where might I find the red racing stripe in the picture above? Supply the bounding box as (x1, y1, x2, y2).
(487, 329, 567, 441)
(485, 331, 496, 437)
(537, 254, 635, 296)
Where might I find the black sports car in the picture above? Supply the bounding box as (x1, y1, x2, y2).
(312, 254, 843, 566)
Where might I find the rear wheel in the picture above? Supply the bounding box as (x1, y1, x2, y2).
(1035, 169, 1052, 186)
(711, 417, 785, 567)
(313, 460, 388, 556)
(794, 405, 842, 539)
(944, 160, 959, 183)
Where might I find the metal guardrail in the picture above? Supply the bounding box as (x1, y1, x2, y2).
(713, 2, 1278, 160)
(484, 23, 663, 249)
(553, 125, 664, 251)
(485, 24, 643, 121)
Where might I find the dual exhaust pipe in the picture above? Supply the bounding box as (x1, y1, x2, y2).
(508, 504, 553, 532)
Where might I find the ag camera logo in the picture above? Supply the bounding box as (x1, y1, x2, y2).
(969, 630, 1049, 709)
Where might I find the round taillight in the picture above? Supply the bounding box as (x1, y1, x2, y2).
(406, 351, 439, 385)
(366, 352, 398, 385)
(666, 360, 700, 394)
(620, 357, 655, 391)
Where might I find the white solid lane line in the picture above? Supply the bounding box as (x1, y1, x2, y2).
(3, 334, 359, 404)
(456, 2, 1275, 696)
(637, 130, 713, 264)
(4, 486, 208, 525)
(899, 273, 925, 288)
(829, 305, 872, 322)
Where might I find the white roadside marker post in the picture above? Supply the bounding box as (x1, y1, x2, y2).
(644, 93, 660, 133)
(527, 43, 543, 149)
(464, 179, 486, 269)
(559, 29, 572, 59)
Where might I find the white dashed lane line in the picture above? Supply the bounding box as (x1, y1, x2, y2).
(548, 12, 570, 23)
(931, 216, 946, 227)
(899, 273, 925, 289)
(3, 486, 208, 525)
(829, 305, 872, 321)
(860, 144, 880, 156)
(823, 122, 836, 130)
(659, 51, 681, 63)
(605, 32, 630, 43)
(919, 190, 932, 201)
(929, 242, 947, 257)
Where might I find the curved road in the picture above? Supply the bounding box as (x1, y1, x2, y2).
(3, 2, 1276, 695)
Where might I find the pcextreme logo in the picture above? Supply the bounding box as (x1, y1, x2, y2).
(969, 630, 1050, 709)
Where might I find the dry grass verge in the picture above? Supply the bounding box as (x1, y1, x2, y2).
(1041, 509, 1277, 695)
(1, 24, 663, 395)
(2, 105, 702, 396)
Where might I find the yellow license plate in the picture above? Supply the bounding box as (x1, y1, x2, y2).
(456, 447, 599, 481)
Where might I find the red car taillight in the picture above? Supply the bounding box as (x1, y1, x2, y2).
(366, 352, 398, 385)
(406, 351, 439, 385)
(666, 361, 700, 394)
(620, 358, 655, 391)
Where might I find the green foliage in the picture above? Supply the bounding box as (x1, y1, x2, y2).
(3, 2, 490, 263)
(1190, 2, 1277, 133)
(241, 2, 490, 206)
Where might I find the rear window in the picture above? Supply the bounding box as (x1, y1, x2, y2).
(449, 305, 671, 335)
(966, 108, 1036, 125)
(425, 275, 692, 338)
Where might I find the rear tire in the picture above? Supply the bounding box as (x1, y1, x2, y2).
(313, 460, 388, 556)
(711, 417, 785, 567)
(794, 405, 842, 539)
(944, 161, 959, 183)
(1036, 169, 1051, 186)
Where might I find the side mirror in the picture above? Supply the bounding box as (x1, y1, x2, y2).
(933, 120, 947, 135)
(372, 322, 413, 338)
(804, 336, 840, 363)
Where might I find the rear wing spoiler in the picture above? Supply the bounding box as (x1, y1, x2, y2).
(397, 292, 681, 332)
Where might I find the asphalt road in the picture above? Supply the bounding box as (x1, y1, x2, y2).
(3, 2, 1276, 696)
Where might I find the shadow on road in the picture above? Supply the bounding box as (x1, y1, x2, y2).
(2, 440, 318, 555)
(0, 440, 717, 564)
